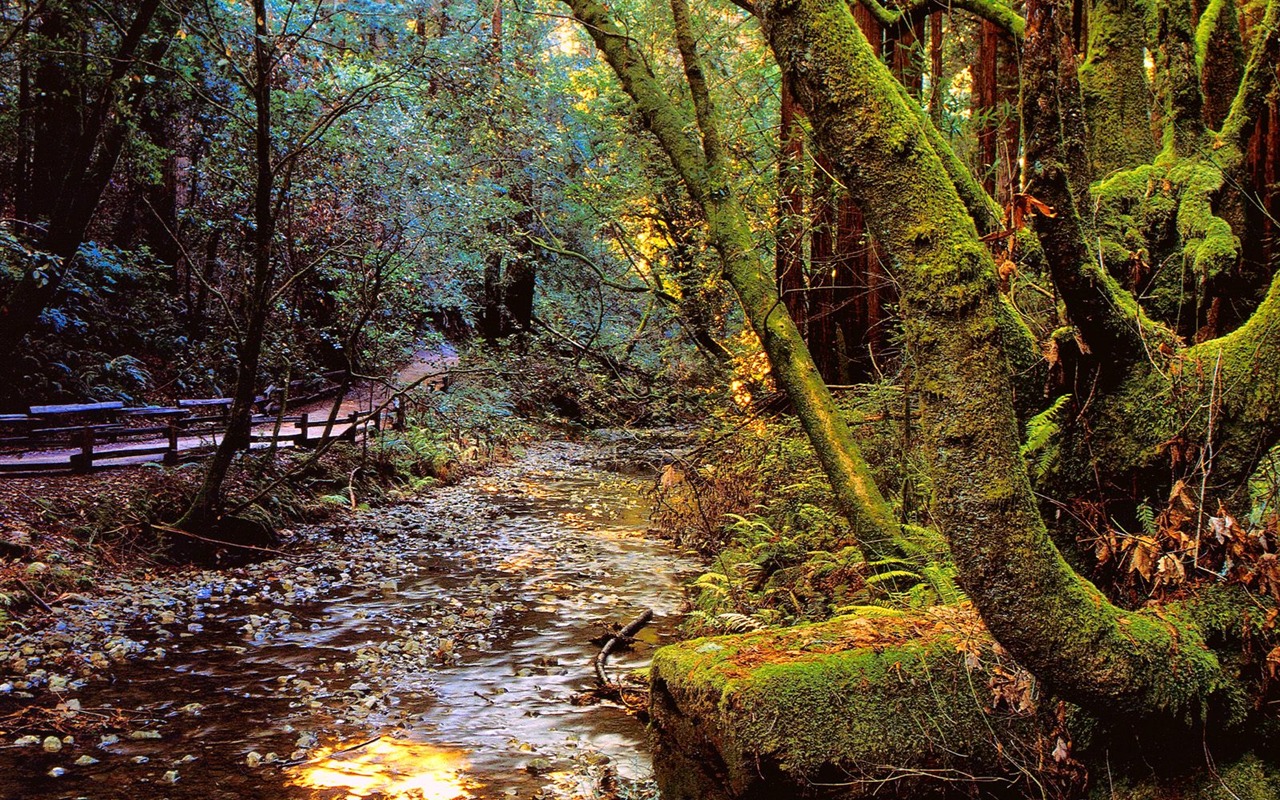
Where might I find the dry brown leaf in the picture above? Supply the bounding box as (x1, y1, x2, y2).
(1129, 536, 1160, 581)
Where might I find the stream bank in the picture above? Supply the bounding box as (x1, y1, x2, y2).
(0, 435, 698, 799)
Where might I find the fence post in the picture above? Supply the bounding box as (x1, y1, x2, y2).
(296, 412, 309, 447)
(164, 424, 179, 464)
(345, 410, 359, 441)
(71, 426, 94, 473)
(394, 397, 405, 430)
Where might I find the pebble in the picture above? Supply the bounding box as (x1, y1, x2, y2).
(74, 755, 99, 766)
(13, 735, 39, 746)
(162, 770, 180, 783)
(41, 736, 62, 753)
(47, 767, 66, 778)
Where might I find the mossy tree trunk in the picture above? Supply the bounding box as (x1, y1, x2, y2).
(1032, 0, 1280, 508)
(754, 0, 1228, 720)
(1078, 0, 1156, 176)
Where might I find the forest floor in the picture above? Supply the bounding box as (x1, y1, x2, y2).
(0, 434, 695, 800)
(0, 346, 463, 616)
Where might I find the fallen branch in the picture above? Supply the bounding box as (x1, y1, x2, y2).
(151, 523, 289, 557)
(14, 578, 52, 613)
(592, 608, 653, 687)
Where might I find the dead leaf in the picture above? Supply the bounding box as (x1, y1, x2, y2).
(1128, 536, 1159, 581)
(1052, 737, 1070, 762)
(1155, 553, 1185, 587)
(1266, 646, 1280, 679)
(659, 464, 684, 488)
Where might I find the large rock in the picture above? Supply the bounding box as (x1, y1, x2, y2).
(648, 605, 1055, 799)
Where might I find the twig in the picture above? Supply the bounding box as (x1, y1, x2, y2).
(280, 734, 383, 767)
(592, 608, 653, 687)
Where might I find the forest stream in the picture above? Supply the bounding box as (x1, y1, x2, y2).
(0, 437, 696, 800)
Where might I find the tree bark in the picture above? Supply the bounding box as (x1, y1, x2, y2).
(776, 78, 807, 327)
(179, 0, 276, 531)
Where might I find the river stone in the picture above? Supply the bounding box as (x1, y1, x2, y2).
(525, 757, 553, 775)
(41, 736, 62, 753)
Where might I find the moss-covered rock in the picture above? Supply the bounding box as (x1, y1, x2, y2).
(649, 606, 1059, 798)
(1091, 752, 1280, 800)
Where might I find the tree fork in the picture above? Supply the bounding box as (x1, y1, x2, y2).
(755, 0, 1225, 720)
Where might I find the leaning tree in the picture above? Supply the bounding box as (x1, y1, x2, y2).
(564, 0, 1280, 794)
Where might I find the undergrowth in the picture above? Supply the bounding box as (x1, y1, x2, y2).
(652, 388, 960, 637)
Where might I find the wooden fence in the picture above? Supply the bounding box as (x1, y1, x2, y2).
(0, 373, 410, 475)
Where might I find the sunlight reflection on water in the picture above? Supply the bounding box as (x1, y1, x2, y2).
(288, 737, 477, 800)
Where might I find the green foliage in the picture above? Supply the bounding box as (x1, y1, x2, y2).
(661, 400, 961, 635)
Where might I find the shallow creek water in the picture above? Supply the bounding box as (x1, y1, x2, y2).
(0, 439, 698, 799)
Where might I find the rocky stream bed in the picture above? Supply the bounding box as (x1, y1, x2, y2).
(0, 436, 698, 799)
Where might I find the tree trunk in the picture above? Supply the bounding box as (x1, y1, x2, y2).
(1079, 0, 1156, 176)
(179, 0, 276, 531)
(776, 78, 807, 327)
(974, 20, 1000, 195)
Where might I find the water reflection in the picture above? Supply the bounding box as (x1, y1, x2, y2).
(288, 737, 476, 799)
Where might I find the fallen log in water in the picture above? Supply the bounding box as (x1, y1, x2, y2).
(593, 608, 653, 687)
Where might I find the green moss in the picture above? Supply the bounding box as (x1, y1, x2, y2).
(1079, 0, 1157, 176)
(1085, 153, 1241, 337)
(1092, 753, 1280, 800)
(650, 609, 1049, 797)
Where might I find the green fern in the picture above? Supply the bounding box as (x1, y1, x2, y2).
(921, 564, 965, 605)
(1021, 395, 1071, 481)
(1136, 501, 1158, 536)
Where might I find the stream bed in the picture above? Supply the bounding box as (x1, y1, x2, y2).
(0, 437, 698, 799)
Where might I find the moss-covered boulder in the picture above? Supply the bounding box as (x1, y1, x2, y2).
(649, 605, 1066, 798)
(1092, 753, 1280, 800)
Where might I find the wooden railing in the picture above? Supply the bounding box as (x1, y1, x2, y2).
(0, 387, 403, 475)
